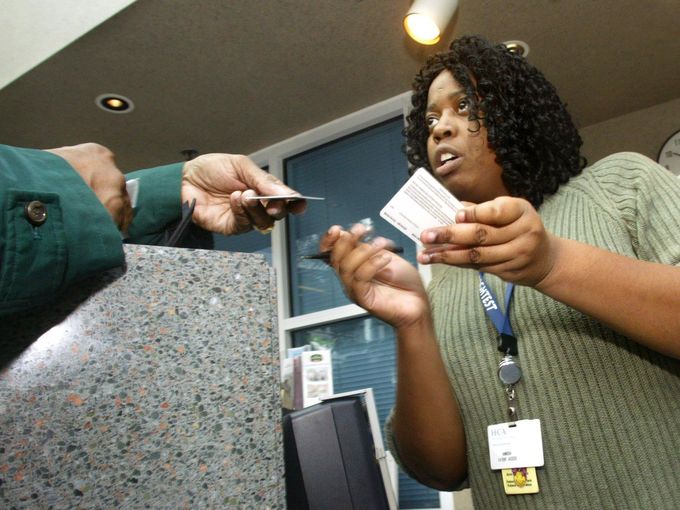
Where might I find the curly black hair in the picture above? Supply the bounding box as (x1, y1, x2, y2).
(405, 35, 586, 208)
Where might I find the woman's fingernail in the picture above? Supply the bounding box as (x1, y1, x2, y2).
(421, 231, 436, 243)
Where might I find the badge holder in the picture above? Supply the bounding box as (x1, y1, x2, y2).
(479, 274, 544, 495)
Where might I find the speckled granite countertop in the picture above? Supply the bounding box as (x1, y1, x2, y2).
(0, 245, 284, 509)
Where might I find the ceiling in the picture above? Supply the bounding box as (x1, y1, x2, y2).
(1, 0, 679, 171)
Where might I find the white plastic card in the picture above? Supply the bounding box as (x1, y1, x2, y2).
(379, 167, 463, 244)
(487, 419, 544, 470)
(245, 194, 324, 201)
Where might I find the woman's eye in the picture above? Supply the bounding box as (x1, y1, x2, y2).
(426, 116, 439, 129)
(456, 99, 470, 114)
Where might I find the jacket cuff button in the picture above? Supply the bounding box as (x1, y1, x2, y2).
(25, 200, 48, 226)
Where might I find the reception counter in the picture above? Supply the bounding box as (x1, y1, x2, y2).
(0, 245, 284, 508)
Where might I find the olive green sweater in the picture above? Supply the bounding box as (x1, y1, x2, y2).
(386, 152, 680, 509)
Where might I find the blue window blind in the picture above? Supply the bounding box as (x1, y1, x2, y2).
(286, 118, 440, 508)
(284, 117, 417, 316)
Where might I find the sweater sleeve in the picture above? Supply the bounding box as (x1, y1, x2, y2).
(588, 152, 680, 266)
(0, 144, 124, 315)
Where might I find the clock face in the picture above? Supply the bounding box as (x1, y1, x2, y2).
(658, 130, 680, 177)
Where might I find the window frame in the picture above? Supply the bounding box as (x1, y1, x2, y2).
(248, 91, 434, 361)
(248, 92, 447, 509)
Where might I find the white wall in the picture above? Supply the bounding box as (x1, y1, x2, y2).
(580, 97, 680, 165)
(0, 0, 136, 90)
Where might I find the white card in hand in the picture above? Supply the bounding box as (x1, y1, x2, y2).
(380, 168, 463, 244)
(245, 194, 325, 201)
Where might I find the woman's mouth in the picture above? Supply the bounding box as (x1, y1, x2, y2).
(435, 152, 462, 177)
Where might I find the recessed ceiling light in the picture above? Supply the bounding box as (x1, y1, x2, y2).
(95, 93, 134, 114)
(503, 40, 530, 58)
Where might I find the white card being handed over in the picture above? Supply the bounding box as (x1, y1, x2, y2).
(380, 168, 463, 244)
(245, 194, 324, 201)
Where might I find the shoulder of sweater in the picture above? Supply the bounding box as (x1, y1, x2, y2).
(554, 152, 664, 201)
(586, 151, 660, 177)
(575, 152, 657, 181)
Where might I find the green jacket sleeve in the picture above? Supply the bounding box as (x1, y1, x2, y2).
(0, 146, 185, 316)
(125, 163, 184, 245)
(0, 144, 124, 315)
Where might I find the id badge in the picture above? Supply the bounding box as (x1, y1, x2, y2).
(487, 419, 544, 470)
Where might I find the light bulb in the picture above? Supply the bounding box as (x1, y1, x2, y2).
(404, 12, 441, 45)
(403, 0, 458, 46)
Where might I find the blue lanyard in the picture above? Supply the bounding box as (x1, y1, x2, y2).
(478, 273, 517, 355)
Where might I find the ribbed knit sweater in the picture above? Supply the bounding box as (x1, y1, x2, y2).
(386, 152, 680, 509)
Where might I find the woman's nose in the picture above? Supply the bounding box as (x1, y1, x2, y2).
(432, 111, 456, 142)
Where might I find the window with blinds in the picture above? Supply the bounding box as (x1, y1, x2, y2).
(285, 118, 416, 315)
(285, 117, 441, 509)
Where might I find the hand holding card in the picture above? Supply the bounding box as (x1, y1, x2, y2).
(380, 168, 463, 244)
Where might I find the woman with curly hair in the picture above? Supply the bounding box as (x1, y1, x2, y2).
(321, 35, 680, 509)
(404, 34, 586, 209)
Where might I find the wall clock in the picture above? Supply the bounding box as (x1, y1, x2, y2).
(657, 129, 680, 177)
